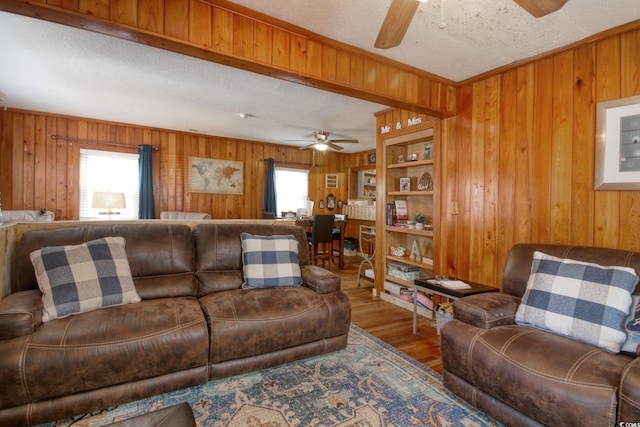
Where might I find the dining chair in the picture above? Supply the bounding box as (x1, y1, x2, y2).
(307, 214, 335, 270)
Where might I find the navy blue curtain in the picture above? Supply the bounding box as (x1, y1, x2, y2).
(263, 158, 277, 216)
(138, 144, 156, 219)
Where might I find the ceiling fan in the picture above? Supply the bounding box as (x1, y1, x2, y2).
(293, 131, 359, 151)
(374, 0, 569, 49)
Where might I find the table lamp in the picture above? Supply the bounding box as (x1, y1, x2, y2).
(92, 191, 126, 220)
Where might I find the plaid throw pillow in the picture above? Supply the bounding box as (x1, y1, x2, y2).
(30, 237, 141, 322)
(515, 251, 638, 353)
(241, 233, 303, 289)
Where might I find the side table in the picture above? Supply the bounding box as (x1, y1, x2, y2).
(413, 278, 498, 334)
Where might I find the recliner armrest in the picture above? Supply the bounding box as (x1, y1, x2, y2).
(619, 356, 640, 423)
(0, 290, 42, 340)
(453, 292, 521, 329)
(300, 265, 341, 294)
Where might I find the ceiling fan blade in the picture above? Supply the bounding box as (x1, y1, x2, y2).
(512, 0, 568, 17)
(374, 0, 420, 49)
(328, 143, 345, 151)
(330, 139, 359, 144)
(299, 143, 316, 150)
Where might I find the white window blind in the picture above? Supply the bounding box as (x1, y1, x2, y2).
(275, 167, 308, 215)
(79, 149, 140, 220)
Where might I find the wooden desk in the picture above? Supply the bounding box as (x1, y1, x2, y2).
(295, 219, 346, 269)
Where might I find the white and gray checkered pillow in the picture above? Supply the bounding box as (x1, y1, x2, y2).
(515, 251, 638, 353)
(241, 233, 303, 289)
(30, 236, 141, 322)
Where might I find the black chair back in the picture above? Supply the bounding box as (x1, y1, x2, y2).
(310, 214, 335, 244)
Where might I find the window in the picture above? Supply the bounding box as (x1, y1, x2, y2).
(79, 149, 139, 220)
(275, 167, 308, 215)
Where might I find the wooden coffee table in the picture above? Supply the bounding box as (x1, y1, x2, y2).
(412, 278, 498, 334)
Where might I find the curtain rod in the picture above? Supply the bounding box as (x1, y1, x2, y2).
(260, 158, 322, 168)
(51, 135, 159, 151)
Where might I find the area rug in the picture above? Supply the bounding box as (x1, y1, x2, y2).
(40, 325, 500, 427)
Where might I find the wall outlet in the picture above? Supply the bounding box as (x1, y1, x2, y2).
(451, 201, 459, 215)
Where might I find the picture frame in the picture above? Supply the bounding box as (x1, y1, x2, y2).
(326, 193, 336, 211)
(595, 95, 640, 190)
(399, 177, 411, 192)
(424, 143, 432, 160)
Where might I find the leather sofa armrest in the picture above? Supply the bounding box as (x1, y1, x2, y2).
(453, 292, 521, 329)
(619, 356, 640, 423)
(300, 265, 341, 294)
(0, 290, 42, 340)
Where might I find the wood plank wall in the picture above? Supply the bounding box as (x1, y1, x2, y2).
(0, 109, 373, 237)
(440, 26, 640, 288)
(0, 0, 456, 117)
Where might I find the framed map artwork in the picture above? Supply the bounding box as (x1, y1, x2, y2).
(189, 157, 244, 194)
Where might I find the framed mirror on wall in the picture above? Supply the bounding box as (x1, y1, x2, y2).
(326, 193, 335, 211)
(595, 95, 640, 190)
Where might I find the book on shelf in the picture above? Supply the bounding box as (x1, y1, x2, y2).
(386, 203, 396, 226)
(394, 200, 408, 225)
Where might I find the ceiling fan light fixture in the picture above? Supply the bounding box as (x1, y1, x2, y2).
(314, 143, 329, 151)
(417, 0, 428, 2)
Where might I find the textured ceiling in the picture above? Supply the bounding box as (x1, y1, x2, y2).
(1, 1, 639, 154)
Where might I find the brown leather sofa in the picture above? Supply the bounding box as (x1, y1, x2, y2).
(441, 244, 640, 427)
(0, 223, 351, 426)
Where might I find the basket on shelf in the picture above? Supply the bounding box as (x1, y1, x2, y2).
(417, 171, 433, 191)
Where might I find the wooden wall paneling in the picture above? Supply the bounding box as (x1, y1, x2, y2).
(481, 75, 500, 286)
(272, 28, 290, 69)
(110, 0, 137, 26)
(1, 112, 13, 209)
(594, 36, 621, 248)
(22, 114, 35, 210)
(549, 51, 574, 244)
(213, 6, 233, 53)
(45, 116, 57, 216)
(363, 59, 377, 93)
(66, 119, 80, 220)
(467, 80, 486, 284)
(165, 0, 189, 40)
(335, 50, 351, 86)
(55, 117, 69, 220)
(78, 0, 108, 19)
(619, 30, 640, 250)
(11, 113, 24, 209)
(570, 44, 596, 246)
(189, 0, 212, 48)
(531, 57, 554, 243)
(233, 14, 253, 58)
(440, 116, 457, 277)
(350, 55, 364, 90)
(497, 69, 517, 286)
(34, 115, 47, 211)
(290, 35, 307, 74)
(138, 0, 164, 33)
(253, 21, 273, 64)
(514, 64, 535, 244)
(305, 40, 322, 78)
(457, 85, 473, 280)
(320, 45, 337, 82)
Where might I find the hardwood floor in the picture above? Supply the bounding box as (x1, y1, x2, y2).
(334, 255, 444, 374)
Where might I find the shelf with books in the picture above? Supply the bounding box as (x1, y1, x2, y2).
(376, 115, 441, 309)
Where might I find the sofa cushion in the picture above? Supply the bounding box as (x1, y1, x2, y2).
(240, 233, 302, 289)
(515, 251, 638, 353)
(30, 237, 141, 322)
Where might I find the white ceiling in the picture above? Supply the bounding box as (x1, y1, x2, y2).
(1, 1, 639, 154)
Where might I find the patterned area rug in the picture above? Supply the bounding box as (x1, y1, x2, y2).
(41, 325, 500, 426)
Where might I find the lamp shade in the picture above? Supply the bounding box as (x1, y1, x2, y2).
(92, 192, 126, 209)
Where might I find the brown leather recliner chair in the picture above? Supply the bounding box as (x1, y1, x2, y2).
(440, 244, 640, 427)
